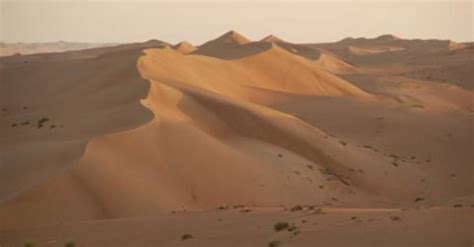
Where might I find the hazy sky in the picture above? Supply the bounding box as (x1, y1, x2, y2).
(1, 0, 472, 44)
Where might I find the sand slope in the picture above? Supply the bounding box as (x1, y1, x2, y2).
(0, 41, 170, 202)
(0, 32, 473, 245)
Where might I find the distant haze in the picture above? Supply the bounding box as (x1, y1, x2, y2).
(1, 0, 472, 44)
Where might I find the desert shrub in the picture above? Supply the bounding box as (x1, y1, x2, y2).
(64, 241, 75, 247)
(414, 197, 424, 202)
(287, 224, 298, 232)
(38, 117, 50, 124)
(274, 222, 289, 231)
(268, 240, 280, 247)
(290, 205, 303, 212)
(181, 234, 193, 240)
(24, 242, 35, 247)
(390, 216, 401, 221)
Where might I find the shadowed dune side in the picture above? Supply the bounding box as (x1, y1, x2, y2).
(0, 44, 159, 203)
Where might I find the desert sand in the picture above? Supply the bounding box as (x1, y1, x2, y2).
(0, 31, 473, 246)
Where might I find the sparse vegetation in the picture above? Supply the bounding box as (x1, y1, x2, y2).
(268, 240, 280, 247)
(64, 241, 75, 247)
(24, 242, 35, 247)
(287, 224, 298, 232)
(38, 117, 50, 124)
(414, 197, 424, 203)
(290, 205, 303, 212)
(274, 221, 289, 231)
(181, 234, 193, 240)
(240, 208, 251, 213)
(390, 216, 401, 221)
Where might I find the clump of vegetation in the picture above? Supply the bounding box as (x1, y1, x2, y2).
(390, 216, 401, 221)
(392, 162, 399, 167)
(278, 154, 283, 158)
(64, 241, 75, 247)
(290, 205, 303, 212)
(274, 222, 289, 231)
(293, 230, 301, 236)
(233, 204, 245, 209)
(287, 224, 298, 232)
(181, 234, 193, 240)
(268, 240, 280, 247)
(240, 208, 251, 213)
(339, 140, 347, 146)
(24, 242, 35, 247)
(453, 204, 463, 208)
(38, 117, 50, 124)
(217, 205, 228, 210)
(414, 197, 424, 203)
(11, 123, 18, 127)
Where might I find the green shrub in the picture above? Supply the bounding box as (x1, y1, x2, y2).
(181, 234, 193, 240)
(64, 241, 75, 247)
(24, 242, 35, 247)
(274, 222, 289, 231)
(268, 240, 280, 247)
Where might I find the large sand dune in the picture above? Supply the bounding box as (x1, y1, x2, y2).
(1, 32, 473, 245)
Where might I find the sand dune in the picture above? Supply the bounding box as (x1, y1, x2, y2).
(0, 42, 170, 202)
(173, 41, 197, 54)
(1, 32, 473, 245)
(0, 42, 119, 57)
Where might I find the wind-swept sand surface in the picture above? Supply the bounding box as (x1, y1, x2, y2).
(1, 31, 473, 246)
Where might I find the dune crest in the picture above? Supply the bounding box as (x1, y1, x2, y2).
(173, 41, 197, 54)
